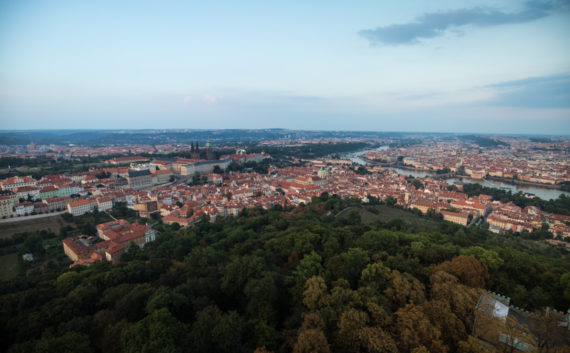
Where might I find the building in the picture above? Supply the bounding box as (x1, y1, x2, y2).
(0, 190, 16, 218)
(96, 219, 158, 246)
(473, 292, 570, 352)
(106, 156, 150, 165)
(96, 197, 113, 212)
(441, 210, 469, 226)
(127, 169, 153, 190)
(205, 140, 216, 160)
(62, 236, 96, 262)
(0, 176, 37, 191)
(39, 185, 59, 200)
(190, 142, 200, 159)
(206, 173, 223, 185)
(55, 184, 83, 197)
(451, 199, 491, 218)
(133, 199, 158, 217)
(180, 159, 231, 176)
(151, 169, 172, 185)
(67, 199, 97, 216)
(409, 200, 436, 214)
(12, 186, 40, 201)
(63, 220, 159, 266)
(43, 196, 72, 212)
(33, 202, 48, 214)
(14, 202, 34, 216)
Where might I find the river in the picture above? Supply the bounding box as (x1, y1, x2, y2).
(342, 148, 569, 201)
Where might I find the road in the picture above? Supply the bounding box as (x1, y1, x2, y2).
(0, 211, 66, 224)
(335, 206, 360, 218)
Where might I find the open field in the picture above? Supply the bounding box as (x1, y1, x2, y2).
(355, 204, 440, 231)
(0, 215, 67, 239)
(0, 253, 20, 281)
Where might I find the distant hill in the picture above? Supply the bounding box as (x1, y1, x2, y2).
(0, 129, 449, 146)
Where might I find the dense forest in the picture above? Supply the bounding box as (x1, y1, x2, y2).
(1, 197, 569, 353)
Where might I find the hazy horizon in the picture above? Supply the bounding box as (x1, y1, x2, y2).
(0, 128, 568, 139)
(1, 0, 569, 134)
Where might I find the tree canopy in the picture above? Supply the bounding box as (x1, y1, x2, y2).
(1, 197, 569, 352)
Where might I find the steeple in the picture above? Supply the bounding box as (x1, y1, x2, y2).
(205, 139, 215, 160)
(191, 141, 200, 159)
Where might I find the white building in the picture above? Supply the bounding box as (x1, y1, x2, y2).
(67, 199, 96, 216)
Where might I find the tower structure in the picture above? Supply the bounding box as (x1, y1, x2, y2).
(191, 142, 200, 159)
(205, 139, 215, 160)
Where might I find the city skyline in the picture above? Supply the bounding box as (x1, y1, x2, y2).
(1, 0, 569, 134)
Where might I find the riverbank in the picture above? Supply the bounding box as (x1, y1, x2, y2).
(486, 176, 565, 190)
(345, 149, 569, 200)
(363, 156, 566, 191)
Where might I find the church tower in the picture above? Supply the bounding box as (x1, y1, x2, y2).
(191, 142, 200, 159)
(205, 139, 215, 160)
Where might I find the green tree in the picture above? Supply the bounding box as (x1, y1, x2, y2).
(289, 251, 323, 286)
(189, 306, 245, 353)
(411, 179, 423, 189)
(342, 248, 370, 287)
(303, 276, 329, 311)
(460, 247, 504, 272)
(9, 332, 94, 353)
(360, 262, 391, 294)
(121, 308, 186, 353)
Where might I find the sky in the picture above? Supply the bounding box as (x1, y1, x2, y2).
(0, 0, 569, 134)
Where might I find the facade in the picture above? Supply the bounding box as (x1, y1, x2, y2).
(180, 159, 231, 176)
(13, 186, 40, 201)
(133, 200, 158, 217)
(151, 169, 172, 185)
(451, 200, 491, 218)
(43, 196, 72, 212)
(62, 236, 95, 261)
(107, 156, 150, 165)
(409, 200, 435, 214)
(0, 190, 16, 218)
(39, 186, 59, 199)
(14, 203, 34, 216)
(56, 184, 82, 197)
(441, 210, 469, 226)
(206, 174, 223, 185)
(473, 292, 569, 352)
(127, 169, 153, 190)
(0, 176, 38, 191)
(96, 197, 113, 212)
(205, 140, 216, 160)
(67, 199, 96, 216)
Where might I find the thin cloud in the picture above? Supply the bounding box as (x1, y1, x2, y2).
(486, 74, 570, 108)
(359, 0, 567, 45)
(203, 94, 217, 104)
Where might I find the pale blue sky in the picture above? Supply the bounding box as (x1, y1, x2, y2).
(1, 0, 569, 134)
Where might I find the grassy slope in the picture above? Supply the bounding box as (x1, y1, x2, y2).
(0, 215, 68, 239)
(0, 253, 20, 281)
